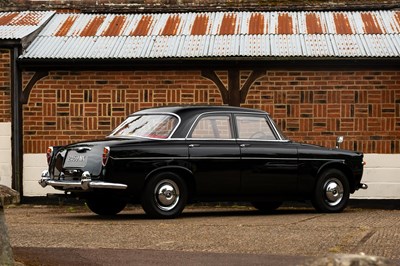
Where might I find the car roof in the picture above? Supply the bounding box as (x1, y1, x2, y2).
(134, 105, 268, 116)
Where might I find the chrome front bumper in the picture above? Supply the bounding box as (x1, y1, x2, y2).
(39, 170, 128, 190)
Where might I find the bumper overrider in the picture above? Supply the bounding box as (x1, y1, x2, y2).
(39, 170, 128, 190)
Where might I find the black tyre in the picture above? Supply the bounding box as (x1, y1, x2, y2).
(251, 201, 282, 213)
(312, 169, 350, 213)
(141, 172, 187, 219)
(86, 195, 127, 216)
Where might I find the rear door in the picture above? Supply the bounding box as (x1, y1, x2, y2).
(235, 114, 298, 197)
(187, 113, 241, 196)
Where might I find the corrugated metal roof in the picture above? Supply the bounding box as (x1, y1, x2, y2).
(20, 11, 400, 59)
(0, 11, 55, 40)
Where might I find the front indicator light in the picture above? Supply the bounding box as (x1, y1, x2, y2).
(46, 146, 53, 166)
(102, 147, 110, 166)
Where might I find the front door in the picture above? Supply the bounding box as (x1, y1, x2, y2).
(187, 114, 241, 196)
(235, 114, 298, 197)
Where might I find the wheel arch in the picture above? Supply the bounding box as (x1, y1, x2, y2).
(145, 166, 196, 202)
(317, 161, 356, 192)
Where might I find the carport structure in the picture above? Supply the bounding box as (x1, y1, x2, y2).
(1, 10, 400, 197)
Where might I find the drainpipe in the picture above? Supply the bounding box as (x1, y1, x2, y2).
(10, 46, 23, 196)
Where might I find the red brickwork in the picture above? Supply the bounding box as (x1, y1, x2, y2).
(244, 71, 400, 153)
(0, 49, 11, 123)
(23, 70, 400, 154)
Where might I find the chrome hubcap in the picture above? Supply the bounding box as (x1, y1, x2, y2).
(323, 178, 344, 206)
(154, 179, 180, 211)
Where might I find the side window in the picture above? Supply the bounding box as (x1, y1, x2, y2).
(236, 115, 277, 140)
(190, 115, 232, 139)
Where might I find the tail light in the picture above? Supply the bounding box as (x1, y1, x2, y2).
(46, 146, 53, 166)
(102, 147, 110, 166)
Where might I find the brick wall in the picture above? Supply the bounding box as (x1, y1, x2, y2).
(0, 49, 11, 123)
(23, 70, 400, 154)
(244, 71, 400, 153)
(23, 70, 223, 153)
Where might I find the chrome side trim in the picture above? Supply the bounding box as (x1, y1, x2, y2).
(110, 156, 188, 160)
(237, 139, 291, 142)
(38, 170, 127, 190)
(189, 157, 241, 160)
(299, 158, 345, 162)
(241, 157, 298, 160)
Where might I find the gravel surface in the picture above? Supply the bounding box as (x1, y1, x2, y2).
(4, 203, 400, 264)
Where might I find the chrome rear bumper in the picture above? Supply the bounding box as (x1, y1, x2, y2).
(39, 170, 128, 190)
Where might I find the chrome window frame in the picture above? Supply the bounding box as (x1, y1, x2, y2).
(185, 111, 290, 143)
(234, 113, 279, 141)
(185, 112, 235, 140)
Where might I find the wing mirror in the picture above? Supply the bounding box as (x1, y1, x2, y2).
(335, 136, 344, 149)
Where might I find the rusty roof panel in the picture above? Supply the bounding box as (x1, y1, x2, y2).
(130, 15, 153, 36)
(0, 13, 19, 25)
(219, 13, 238, 35)
(81, 16, 106, 36)
(190, 14, 209, 35)
(19, 11, 400, 59)
(277, 13, 295, 34)
(248, 13, 265, 35)
(333, 13, 353, 34)
(360, 13, 383, 34)
(161, 15, 182, 36)
(379, 11, 400, 33)
(305, 13, 324, 34)
(0, 11, 54, 40)
(101, 15, 126, 36)
(55, 16, 77, 37)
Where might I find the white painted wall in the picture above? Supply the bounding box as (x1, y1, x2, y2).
(23, 154, 57, 196)
(22, 153, 400, 198)
(352, 154, 400, 199)
(0, 122, 12, 187)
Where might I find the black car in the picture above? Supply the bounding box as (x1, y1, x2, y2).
(40, 106, 367, 218)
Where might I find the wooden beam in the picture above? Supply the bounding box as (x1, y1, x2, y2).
(240, 69, 266, 103)
(201, 70, 229, 104)
(202, 69, 266, 106)
(20, 71, 49, 104)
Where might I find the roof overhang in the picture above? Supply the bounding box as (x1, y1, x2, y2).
(0, 11, 55, 49)
(18, 56, 400, 71)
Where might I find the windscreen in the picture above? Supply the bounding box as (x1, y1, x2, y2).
(109, 114, 178, 139)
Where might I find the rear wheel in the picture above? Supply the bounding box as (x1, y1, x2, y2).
(86, 195, 127, 216)
(251, 201, 282, 213)
(141, 172, 187, 219)
(312, 169, 350, 213)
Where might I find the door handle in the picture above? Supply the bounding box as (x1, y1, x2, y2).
(240, 144, 251, 148)
(189, 144, 200, 148)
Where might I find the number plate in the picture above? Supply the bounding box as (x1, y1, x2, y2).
(64, 151, 88, 168)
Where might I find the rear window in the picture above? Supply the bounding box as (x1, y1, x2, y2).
(109, 114, 178, 139)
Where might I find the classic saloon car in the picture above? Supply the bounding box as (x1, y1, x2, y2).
(40, 106, 367, 218)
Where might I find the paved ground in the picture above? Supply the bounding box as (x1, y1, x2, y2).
(4, 201, 400, 265)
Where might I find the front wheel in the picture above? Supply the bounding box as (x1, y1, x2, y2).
(141, 172, 187, 219)
(86, 195, 127, 216)
(312, 169, 350, 213)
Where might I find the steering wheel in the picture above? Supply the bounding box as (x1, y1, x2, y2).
(249, 131, 268, 139)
